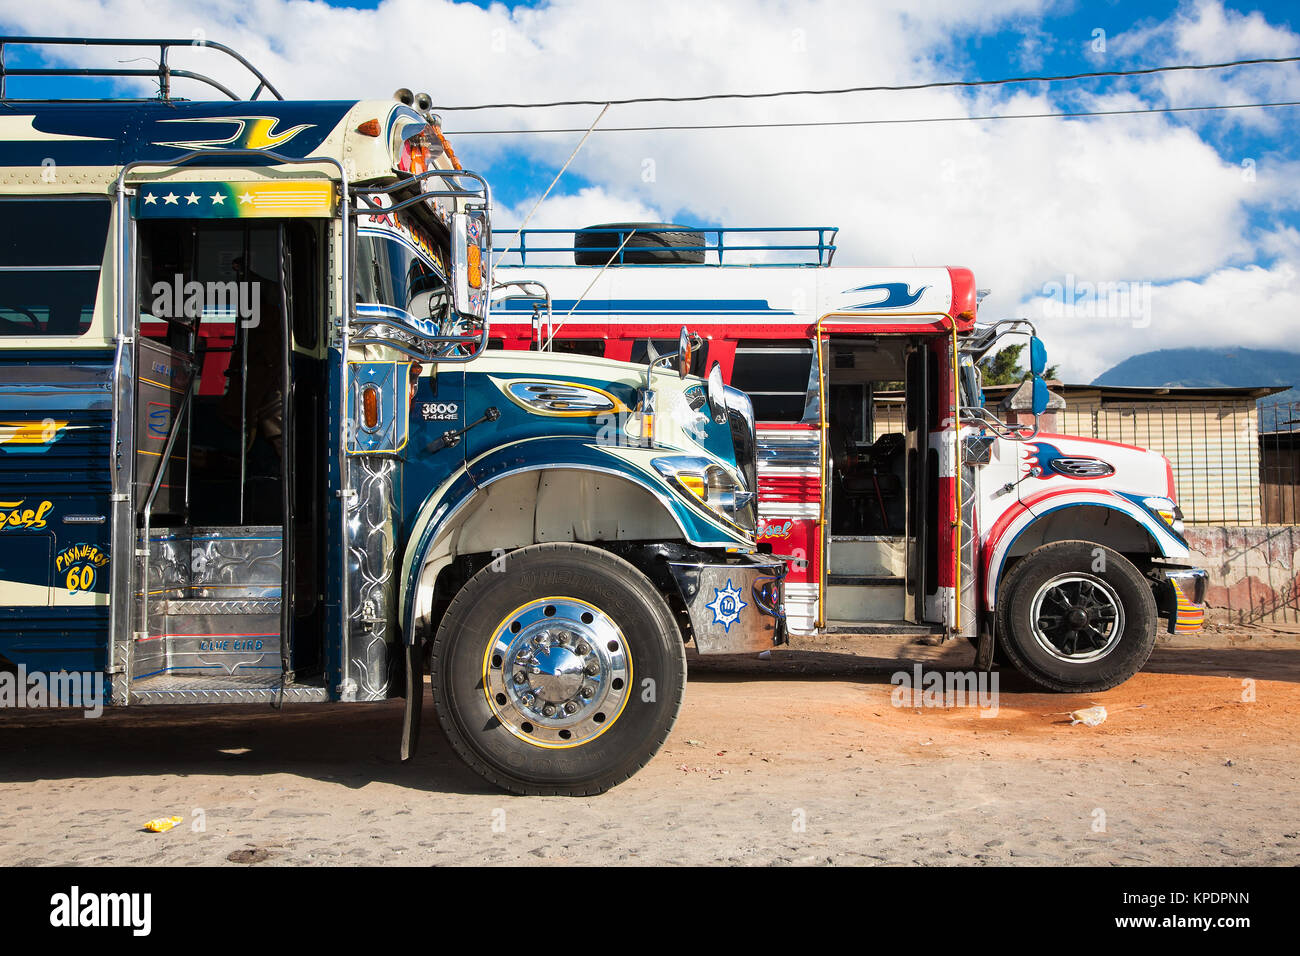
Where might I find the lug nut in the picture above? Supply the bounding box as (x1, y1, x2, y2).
(513, 672, 526, 684)
(563, 701, 578, 715)
(585, 663, 598, 676)
(542, 704, 556, 717)
(579, 685, 594, 699)
(576, 643, 590, 655)
(556, 632, 569, 646)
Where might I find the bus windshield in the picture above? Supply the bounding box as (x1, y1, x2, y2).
(354, 229, 449, 334)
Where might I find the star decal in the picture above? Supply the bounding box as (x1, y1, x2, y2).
(185, 192, 200, 205)
(210, 192, 225, 205)
(238, 192, 254, 205)
(162, 192, 179, 205)
(143, 193, 157, 205)
(704, 579, 747, 633)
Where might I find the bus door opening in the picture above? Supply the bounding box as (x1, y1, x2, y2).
(132, 217, 327, 685)
(822, 335, 916, 624)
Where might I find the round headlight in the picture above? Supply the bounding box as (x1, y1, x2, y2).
(707, 361, 727, 424)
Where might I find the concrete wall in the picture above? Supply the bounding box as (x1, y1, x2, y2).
(1183, 525, 1300, 625)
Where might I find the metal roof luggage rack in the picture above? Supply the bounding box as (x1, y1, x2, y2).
(0, 35, 283, 102)
(492, 225, 838, 268)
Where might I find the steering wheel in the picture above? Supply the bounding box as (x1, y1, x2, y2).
(0, 306, 44, 332)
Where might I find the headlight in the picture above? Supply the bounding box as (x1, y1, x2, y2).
(1143, 496, 1184, 535)
(653, 455, 756, 533)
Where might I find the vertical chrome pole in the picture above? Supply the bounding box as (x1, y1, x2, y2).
(339, 172, 352, 697)
(239, 332, 248, 524)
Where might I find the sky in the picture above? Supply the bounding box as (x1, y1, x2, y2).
(1, 0, 1298, 382)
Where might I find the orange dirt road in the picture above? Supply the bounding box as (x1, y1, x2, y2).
(1, 629, 1297, 866)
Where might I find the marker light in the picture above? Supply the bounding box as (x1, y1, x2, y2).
(467, 244, 483, 289)
(1143, 496, 1185, 535)
(361, 384, 381, 430)
(356, 119, 381, 137)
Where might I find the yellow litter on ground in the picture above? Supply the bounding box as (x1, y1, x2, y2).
(143, 816, 183, 833)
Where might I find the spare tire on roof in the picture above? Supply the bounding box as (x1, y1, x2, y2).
(573, 222, 706, 266)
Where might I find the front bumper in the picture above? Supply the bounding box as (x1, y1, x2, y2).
(1155, 566, 1208, 633)
(667, 553, 788, 654)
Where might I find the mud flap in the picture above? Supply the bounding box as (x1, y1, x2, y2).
(399, 642, 423, 761)
(975, 620, 996, 674)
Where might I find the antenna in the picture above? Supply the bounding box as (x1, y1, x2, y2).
(543, 229, 638, 349)
(494, 103, 610, 265)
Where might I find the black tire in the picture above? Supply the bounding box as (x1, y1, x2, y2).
(995, 540, 1157, 693)
(574, 222, 706, 265)
(430, 542, 686, 796)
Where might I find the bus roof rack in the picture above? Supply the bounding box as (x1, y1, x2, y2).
(0, 35, 284, 102)
(492, 225, 838, 268)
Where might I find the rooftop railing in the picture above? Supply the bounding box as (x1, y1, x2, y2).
(492, 225, 838, 268)
(0, 35, 283, 101)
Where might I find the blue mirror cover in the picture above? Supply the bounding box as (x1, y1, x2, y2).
(1032, 376, 1051, 416)
(1029, 336, 1048, 376)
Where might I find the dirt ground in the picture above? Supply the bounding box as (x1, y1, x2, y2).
(2, 627, 1298, 866)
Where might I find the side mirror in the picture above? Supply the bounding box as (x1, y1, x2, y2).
(707, 361, 727, 424)
(450, 210, 490, 323)
(1029, 335, 1047, 376)
(959, 357, 983, 409)
(1031, 376, 1051, 417)
(677, 326, 692, 379)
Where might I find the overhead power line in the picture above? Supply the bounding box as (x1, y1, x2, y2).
(446, 99, 1300, 135)
(434, 55, 1300, 111)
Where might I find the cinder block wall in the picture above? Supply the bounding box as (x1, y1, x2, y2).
(1182, 526, 1300, 625)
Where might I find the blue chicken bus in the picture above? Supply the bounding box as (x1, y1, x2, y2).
(0, 37, 785, 795)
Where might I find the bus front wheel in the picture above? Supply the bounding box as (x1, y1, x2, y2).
(430, 542, 687, 796)
(995, 540, 1157, 693)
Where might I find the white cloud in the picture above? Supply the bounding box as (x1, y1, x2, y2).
(1018, 251, 1300, 381)
(3, 0, 1297, 383)
(1103, 0, 1300, 134)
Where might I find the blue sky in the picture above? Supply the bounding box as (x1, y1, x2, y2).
(2, 0, 1298, 380)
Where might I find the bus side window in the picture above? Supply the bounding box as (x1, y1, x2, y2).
(552, 339, 606, 358)
(287, 221, 321, 351)
(0, 197, 109, 338)
(730, 339, 814, 422)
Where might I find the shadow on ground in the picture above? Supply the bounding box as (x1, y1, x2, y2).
(1, 636, 1294, 791)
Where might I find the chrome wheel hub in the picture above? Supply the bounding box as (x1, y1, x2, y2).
(1029, 573, 1125, 664)
(484, 597, 631, 747)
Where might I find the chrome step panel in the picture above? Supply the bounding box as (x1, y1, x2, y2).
(189, 527, 282, 599)
(143, 525, 283, 600)
(825, 583, 906, 621)
(823, 621, 945, 636)
(135, 526, 284, 682)
(130, 673, 326, 705)
(145, 599, 282, 679)
(161, 598, 280, 615)
(827, 574, 904, 587)
(828, 536, 906, 577)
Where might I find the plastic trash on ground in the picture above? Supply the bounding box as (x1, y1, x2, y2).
(143, 816, 183, 833)
(1069, 705, 1108, 727)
